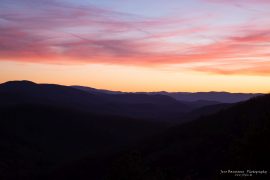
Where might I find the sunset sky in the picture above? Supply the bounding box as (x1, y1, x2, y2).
(0, 0, 270, 92)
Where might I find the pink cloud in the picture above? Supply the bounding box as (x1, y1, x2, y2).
(0, 0, 206, 63)
(0, 0, 269, 76)
(193, 61, 270, 76)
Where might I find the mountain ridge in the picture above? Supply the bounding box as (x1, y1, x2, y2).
(0, 80, 193, 122)
(70, 82, 262, 103)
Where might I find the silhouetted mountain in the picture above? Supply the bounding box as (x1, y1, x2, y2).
(72, 85, 124, 95)
(71, 84, 261, 103)
(72, 85, 226, 119)
(148, 91, 261, 103)
(0, 81, 192, 121)
(182, 99, 221, 109)
(52, 94, 270, 180)
(180, 103, 233, 122)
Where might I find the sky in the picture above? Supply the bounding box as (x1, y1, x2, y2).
(0, 0, 270, 92)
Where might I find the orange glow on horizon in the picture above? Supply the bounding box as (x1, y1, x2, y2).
(0, 61, 269, 93)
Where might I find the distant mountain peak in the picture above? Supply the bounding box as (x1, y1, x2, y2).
(2, 80, 37, 86)
(3, 80, 36, 85)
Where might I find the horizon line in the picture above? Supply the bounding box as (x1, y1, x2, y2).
(1, 80, 266, 94)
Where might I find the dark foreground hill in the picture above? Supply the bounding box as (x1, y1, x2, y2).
(49, 94, 270, 180)
(0, 104, 166, 180)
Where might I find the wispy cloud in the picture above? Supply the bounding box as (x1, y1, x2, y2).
(0, 0, 269, 76)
